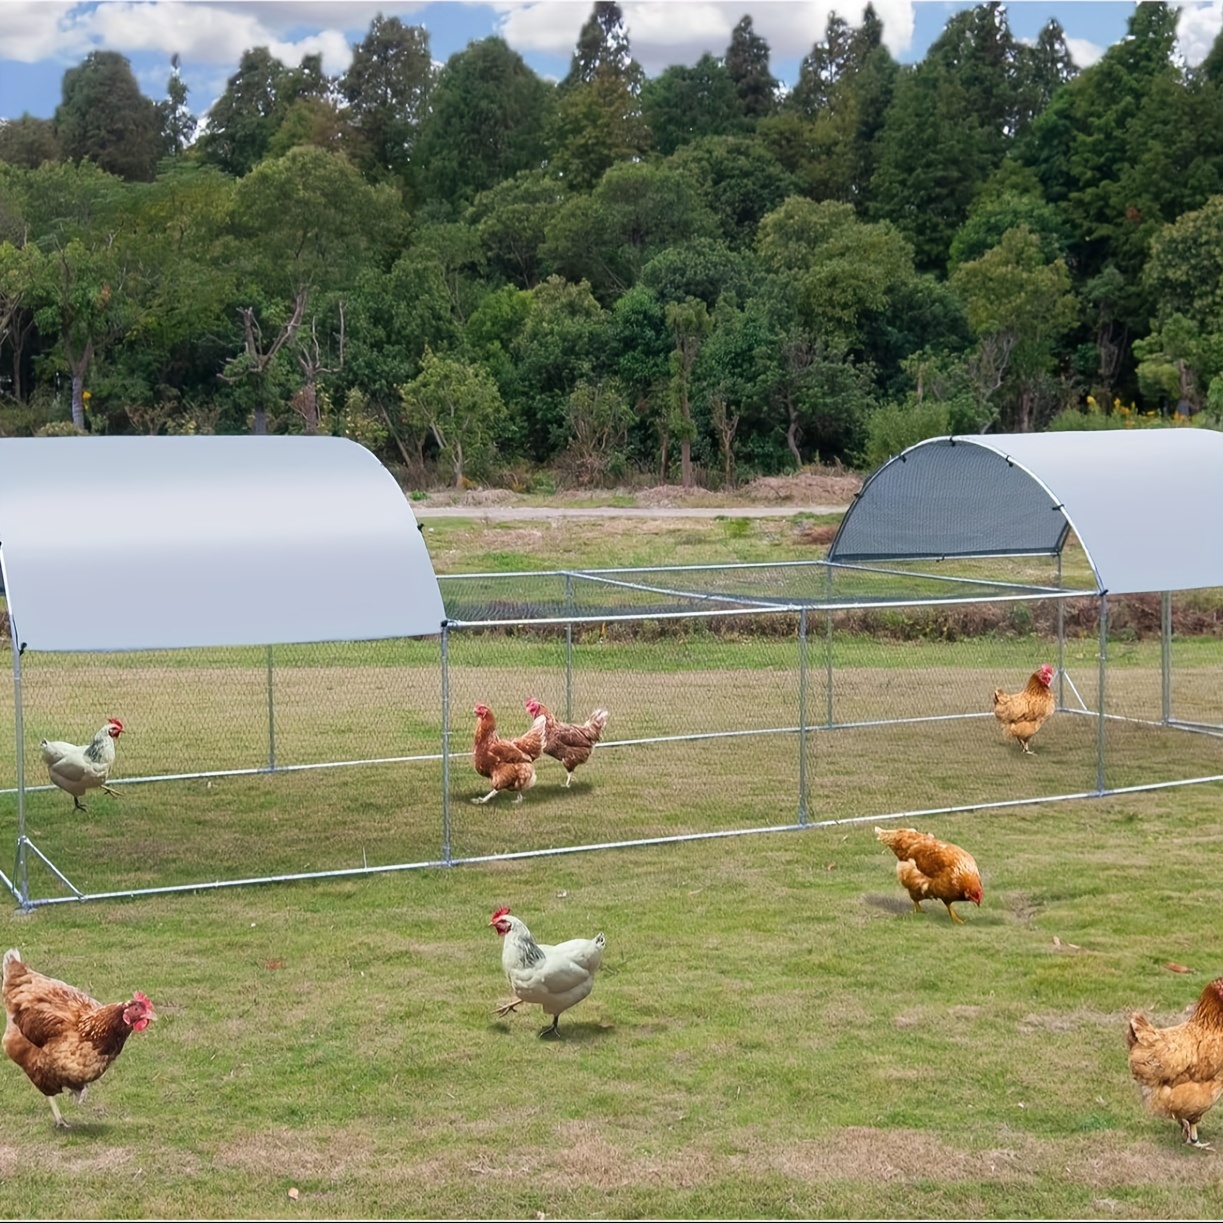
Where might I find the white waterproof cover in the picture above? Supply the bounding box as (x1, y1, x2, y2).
(830, 430, 1223, 595)
(0, 436, 446, 651)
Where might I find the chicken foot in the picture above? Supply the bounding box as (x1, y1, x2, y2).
(48, 1096, 69, 1128)
(944, 903, 966, 924)
(73, 786, 120, 813)
(539, 1016, 561, 1039)
(494, 997, 524, 1017)
(1182, 1120, 1212, 1149)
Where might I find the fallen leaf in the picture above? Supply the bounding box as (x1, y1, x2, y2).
(555, 890, 567, 898)
(824, 862, 835, 871)
(263, 960, 285, 970)
(1165, 961, 1192, 973)
(288, 1187, 299, 1201)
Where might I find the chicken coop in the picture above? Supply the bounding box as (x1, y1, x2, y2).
(2, 431, 1221, 909)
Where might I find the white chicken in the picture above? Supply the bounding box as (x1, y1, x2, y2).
(40, 719, 124, 811)
(489, 906, 605, 1038)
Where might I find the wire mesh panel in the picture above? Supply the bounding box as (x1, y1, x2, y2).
(1, 563, 1220, 908)
(443, 610, 813, 860)
(0, 638, 448, 902)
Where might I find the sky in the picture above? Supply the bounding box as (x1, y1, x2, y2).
(1, 1, 1222, 125)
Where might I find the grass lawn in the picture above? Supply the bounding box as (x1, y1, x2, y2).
(1, 507, 1221, 1218)
(1, 787, 1222, 1219)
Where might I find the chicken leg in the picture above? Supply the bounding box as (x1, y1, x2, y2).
(944, 903, 966, 924)
(1183, 1120, 1212, 1149)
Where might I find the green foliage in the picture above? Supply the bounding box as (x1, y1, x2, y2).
(415, 38, 553, 208)
(398, 346, 506, 486)
(9, 3, 1223, 468)
(55, 50, 160, 182)
(339, 15, 434, 185)
(640, 55, 748, 156)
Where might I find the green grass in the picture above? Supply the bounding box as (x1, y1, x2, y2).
(1, 511, 1222, 1218)
(2, 789, 1222, 1218)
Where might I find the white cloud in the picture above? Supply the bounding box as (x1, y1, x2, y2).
(1175, 0, 1223, 66)
(490, 1, 918, 75)
(1064, 35, 1104, 69)
(1, 2, 429, 71)
(2, 2, 93, 63)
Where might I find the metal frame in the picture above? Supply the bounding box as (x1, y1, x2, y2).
(5, 559, 1220, 909)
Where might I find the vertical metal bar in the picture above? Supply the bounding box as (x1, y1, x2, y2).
(440, 623, 451, 865)
(1161, 590, 1172, 725)
(6, 568, 29, 907)
(265, 644, 276, 772)
(1096, 595, 1108, 794)
(564, 572, 574, 721)
(798, 607, 809, 826)
(1056, 554, 1065, 710)
(824, 563, 834, 728)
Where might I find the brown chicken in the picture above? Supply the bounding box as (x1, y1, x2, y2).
(874, 826, 983, 924)
(524, 698, 609, 787)
(471, 703, 543, 804)
(993, 664, 1055, 754)
(3, 948, 156, 1128)
(1126, 976, 1223, 1149)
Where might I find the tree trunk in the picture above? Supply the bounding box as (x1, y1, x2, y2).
(680, 438, 692, 488)
(786, 403, 802, 469)
(65, 338, 93, 431)
(253, 405, 268, 435)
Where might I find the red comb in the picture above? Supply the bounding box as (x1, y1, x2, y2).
(108, 718, 124, 730)
(491, 905, 511, 921)
(132, 990, 153, 1008)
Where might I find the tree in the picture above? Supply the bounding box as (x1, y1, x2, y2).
(415, 38, 553, 207)
(1018, 0, 1180, 329)
(762, 4, 896, 208)
(0, 115, 62, 170)
(468, 170, 566, 289)
(559, 378, 634, 485)
(224, 146, 400, 432)
(561, 2, 638, 90)
(55, 51, 160, 181)
(549, 2, 649, 189)
(542, 161, 719, 303)
(0, 239, 48, 402)
(398, 347, 505, 487)
(665, 297, 711, 486)
(340, 15, 434, 184)
(195, 47, 290, 177)
(31, 237, 128, 429)
(157, 54, 197, 157)
(668, 136, 796, 249)
(870, 3, 1022, 270)
(1134, 194, 1223, 412)
(548, 69, 650, 191)
(724, 15, 779, 122)
(756, 197, 916, 351)
(640, 56, 747, 156)
(506, 274, 610, 460)
(950, 224, 1078, 431)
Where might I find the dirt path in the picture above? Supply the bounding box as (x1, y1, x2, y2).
(413, 503, 850, 520)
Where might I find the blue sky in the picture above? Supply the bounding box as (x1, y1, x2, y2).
(1, 2, 1219, 124)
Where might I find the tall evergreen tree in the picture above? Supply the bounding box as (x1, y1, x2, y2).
(724, 14, 778, 121)
(561, 2, 638, 91)
(55, 51, 160, 182)
(415, 38, 553, 207)
(157, 55, 198, 157)
(339, 15, 434, 184)
(196, 47, 290, 177)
